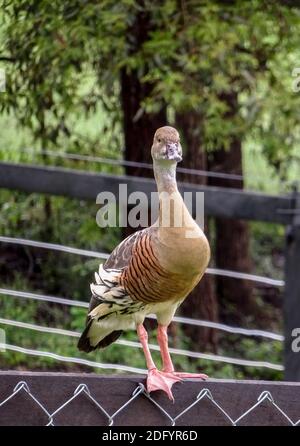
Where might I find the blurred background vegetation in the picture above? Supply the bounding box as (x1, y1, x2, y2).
(0, 0, 299, 380)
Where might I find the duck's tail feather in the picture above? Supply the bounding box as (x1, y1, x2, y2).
(77, 317, 123, 352)
(78, 264, 130, 353)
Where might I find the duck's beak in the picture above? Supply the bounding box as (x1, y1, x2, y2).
(166, 143, 182, 162)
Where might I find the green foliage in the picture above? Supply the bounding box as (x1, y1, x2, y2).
(1, 1, 300, 172)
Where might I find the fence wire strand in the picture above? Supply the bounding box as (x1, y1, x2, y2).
(20, 148, 246, 181)
(0, 380, 298, 426)
(0, 342, 147, 375)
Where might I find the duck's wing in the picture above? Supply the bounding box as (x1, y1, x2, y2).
(104, 230, 142, 270)
(78, 229, 149, 352)
(87, 230, 144, 314)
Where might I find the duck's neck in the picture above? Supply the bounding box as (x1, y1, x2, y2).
(153, 160, 184, 228)
(153, 160, 178, 195)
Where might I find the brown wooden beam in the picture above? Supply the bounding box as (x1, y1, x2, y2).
(0, 162, 293, 225)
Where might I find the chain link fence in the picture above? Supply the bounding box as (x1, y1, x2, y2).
(0, 373, 300, 426)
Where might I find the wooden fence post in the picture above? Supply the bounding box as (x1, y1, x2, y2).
(284, 185, 300, 381)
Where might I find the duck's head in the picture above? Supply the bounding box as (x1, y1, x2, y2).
(151, 126, 182, 164)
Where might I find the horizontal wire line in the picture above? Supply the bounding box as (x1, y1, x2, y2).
(20, 147, 245, 181)
(0, 318, 283, 371)
(0, 235, 284, 287)
(0, 287, 89, 308)
(145, 343, 284, 371)
(206, 267, 284, 287)
(0, 236, 109, 260)
(0, 317, 80, 337)
(0, 342, 147, 375)
(154, 315, 284, 341)
(0, 288, 283, 341)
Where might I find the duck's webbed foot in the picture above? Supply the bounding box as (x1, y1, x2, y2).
(146, 368, 181, 401)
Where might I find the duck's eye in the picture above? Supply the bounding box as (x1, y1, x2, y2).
(158, 138, 161, 143)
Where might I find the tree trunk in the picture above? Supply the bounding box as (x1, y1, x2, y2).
(175, 111, 219, 352)
(121, 68, 166, 178)
(208, 92, 254, 324)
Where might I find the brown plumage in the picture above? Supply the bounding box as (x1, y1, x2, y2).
(78, 126, 210, 400)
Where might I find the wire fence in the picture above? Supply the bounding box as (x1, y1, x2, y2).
(0, 378, 299, 426)
(0, 284, 284, 372)
(0, 317, 283, 371)
(0, 285, 284, 341)
(0, 234, 284, 373)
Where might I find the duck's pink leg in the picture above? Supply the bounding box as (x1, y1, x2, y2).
(157, 324, 208, 380)
(137, 324, 180, 401)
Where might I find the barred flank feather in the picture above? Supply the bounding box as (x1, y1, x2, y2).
(120, 230, 191, 304)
